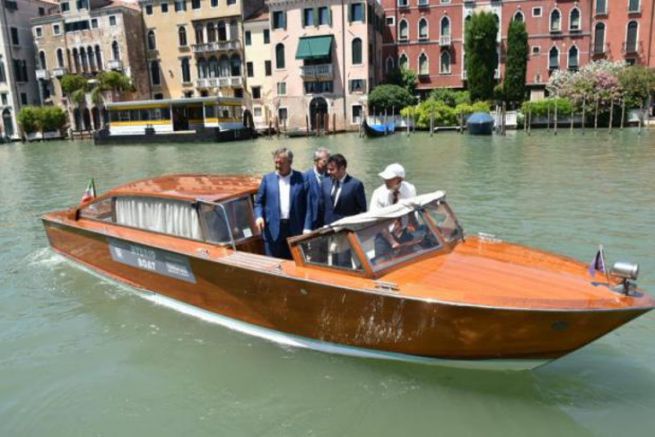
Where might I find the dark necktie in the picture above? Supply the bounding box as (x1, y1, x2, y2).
(392, 189, 400, 204)
(331, 180, 340, 205)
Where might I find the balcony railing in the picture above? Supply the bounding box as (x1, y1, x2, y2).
(439, 35, 451, 46)
(52, 67, 67, 77)
(461, 70, 467, 80)
(593, 42, 608, 55)
(196, 76, 243, 88)
(36, 69, 49, 80)
(107, 59, 123, 71)
(622, 40, 642, 55)
(192, 40, 241, 54)
(300, 64, 333, 80)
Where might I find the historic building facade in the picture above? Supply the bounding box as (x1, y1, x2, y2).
(0, 0, 54, 139)
(244, 5, 273, 131)
(32, 0, 150, 132)
(139, 0, 264, 100)
(268, 0, 384, 131)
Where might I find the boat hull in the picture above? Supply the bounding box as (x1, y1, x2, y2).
(363, 120, 394, 138)
(43, 218, 651, 366)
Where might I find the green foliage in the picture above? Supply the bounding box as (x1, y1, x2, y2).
(17, 106, 68, 134)
(17, 106, 40, 134)
(503, 20, 528, 104)
(618, 65, 655, 107)
(385, 67, 417, 96)
(429, 89, 470, 106)
(455, 101, 491, 118)
(521, 98, 574, 117)
(465, 12, 499, 101)
(368, 84, 415, 113)
(91, 71, 135, 105)
(60, 74, 88, 96)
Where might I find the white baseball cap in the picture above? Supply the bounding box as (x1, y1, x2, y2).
(378, 163, 405, 180)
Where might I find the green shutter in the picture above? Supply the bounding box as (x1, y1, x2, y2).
(348, 3, 352, 23)
(329, 8, 333, 26)
(313, 8, 319, 27)
(363, 3, 367, 23)
(302, 9, 306, 27)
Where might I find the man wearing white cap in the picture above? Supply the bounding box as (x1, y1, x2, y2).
(370, 163, 417, 211)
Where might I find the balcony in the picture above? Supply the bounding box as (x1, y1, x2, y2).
(461, 70, 467, 80)
(196, 76, 243, 89)
(550, 25, 562, 34)
(593, 42, 608, 56)
(192, 40, 241, 54)
(107, 59, 123, 71)
(300, 64, 333, 80)
(439, 35, 451, 46)
(36, 69, 49, 80)
(52, 67, 67, 77)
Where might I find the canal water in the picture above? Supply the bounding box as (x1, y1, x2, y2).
(1, 130, 654, 436)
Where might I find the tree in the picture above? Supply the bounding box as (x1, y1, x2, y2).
(386, 67, 417, 97)
(17, 106, 40, 135)
(465, 12, 499, 101)
(17, 106, 68, 138)
(90, 71, 134, 106)
(368, 84, 415, 114)
(429, 89, 470, 107)
(503, 19, 528, 106)
(618, 65, 655, 108)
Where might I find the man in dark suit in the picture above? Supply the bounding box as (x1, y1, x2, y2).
(320, 153, 367, 226)
(303, 147, 330, 231)
(254, 148, 311, 259)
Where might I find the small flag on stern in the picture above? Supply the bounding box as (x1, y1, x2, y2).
(80, 178, 96, 203)
(588, 245, 607, 277)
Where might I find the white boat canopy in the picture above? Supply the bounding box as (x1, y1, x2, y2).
(329, 191, 446, 232)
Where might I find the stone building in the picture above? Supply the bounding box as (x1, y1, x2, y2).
(32, 0, 150, 132)
(244, 5, 273, 132)
(268, 0, 385, 132)
(139, 0, 265, 100)
(0, 0, 54, 139)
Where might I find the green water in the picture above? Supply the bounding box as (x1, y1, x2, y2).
(1, 130, 654, 436)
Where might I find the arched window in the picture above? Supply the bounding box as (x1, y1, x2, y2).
(549, 47, 559, 70)
(217, 21, 227, 41)
(440, 51, 451, 74)
(230, 54, 241, 76)
(94, 45, 102, 70)
(399, 19, 408, 40)
(352, 38, 362, 64)
(197, 57, 207, 78)
(208, 56, 218, 77)
(219, 55, 230, 77)
(568, 46, 579, 70)
(80, 47, 88, 72)
(111, 41, 119, 60)
(386, 56, 394, 73)
(626, 21, 638, 53)
(418, 53, 428, 75)
(87, 46, 95, 70)
(550, 10, 561, 32)
(594, 23, 605, 54)
(72, 48, 80, 72)
(440, 17, 450, 36)
(275, 43, 285, 69)
(595, 0, 607, 14)
(570, 8, 581, 31)
(207, 23, 216, 42)
(398, 53, 408, 70)
(150, 60, 160, 85)
(419, 18, 428, 40)
(229, 20, 238, 41)
(39, 51, 47, 69)
(513, 11, 524, 22)
(195, 27, 204, 44)
(178, 26, 187, 47)
(56, 48, 64, 68)
(147, 30, 156, 50)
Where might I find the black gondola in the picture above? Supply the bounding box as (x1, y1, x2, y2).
(362, 119, 395, 138)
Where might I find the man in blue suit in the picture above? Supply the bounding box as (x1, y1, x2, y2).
(254, 148, 311, 259)
(320, 153, 367, 226)
(303, 147, 330, 231)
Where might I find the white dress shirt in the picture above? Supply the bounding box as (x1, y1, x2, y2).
(369, 181, 417, 211)
(278, 172, 291, 219)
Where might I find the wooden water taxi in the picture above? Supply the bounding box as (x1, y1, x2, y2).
(41, 175, 654, 370)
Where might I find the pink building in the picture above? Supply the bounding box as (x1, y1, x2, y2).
(268, 0, 384, 131)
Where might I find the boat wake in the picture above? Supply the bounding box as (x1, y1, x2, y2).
(25, 247, 67, 268)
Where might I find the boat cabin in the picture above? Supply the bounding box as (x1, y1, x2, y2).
(75, 175, 463, 278)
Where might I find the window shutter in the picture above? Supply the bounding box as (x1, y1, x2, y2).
(313, 8, 318, 27)
(302, 10, 306, 27)
(283, 12, 287, 30)
(363, 3, 368, 24)
(348, 4, 352, 23)
(329, 9, 333, 26)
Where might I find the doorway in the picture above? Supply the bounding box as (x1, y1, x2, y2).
(309, 97, 328, 131)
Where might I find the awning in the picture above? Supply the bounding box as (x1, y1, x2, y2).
(295, 35, 334, 60)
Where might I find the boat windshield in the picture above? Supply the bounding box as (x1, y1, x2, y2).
(197, 196, 257, 244)
(423, 201, 462, 243)
(354, 211, 441, 271)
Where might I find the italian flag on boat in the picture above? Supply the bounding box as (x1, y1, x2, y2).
(80, 178, 96, 203)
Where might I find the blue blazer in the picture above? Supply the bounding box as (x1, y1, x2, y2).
(254, 170, 311, 242)
(303, 168, 325, 230)
(320, 174, 367, 225)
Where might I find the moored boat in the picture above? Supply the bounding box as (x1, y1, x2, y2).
(362, 119, 395, 138)
(467, 112, 495, 135)
(41, 175, 655, 370)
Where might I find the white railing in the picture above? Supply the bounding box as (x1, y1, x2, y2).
(36, 69, 49, 80)
(191, 40, 241, 54)
(52, 67, 67, 77)
(107, 59, 123, 70)
(462, 70, 467, 80)
(196, 76, 243, 88)
(300, 64, 333, 78)
(439, 35, 451, 46)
